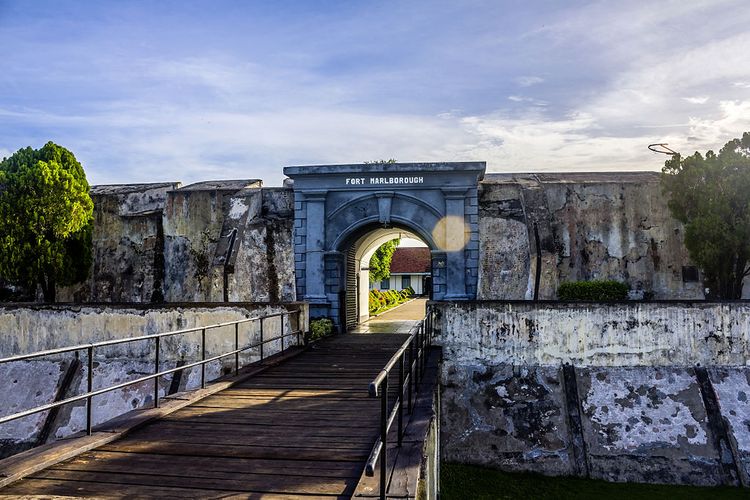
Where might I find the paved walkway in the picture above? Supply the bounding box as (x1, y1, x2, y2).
(351, 298, 427, 334)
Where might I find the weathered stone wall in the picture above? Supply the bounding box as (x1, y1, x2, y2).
(50, 171, 748, 304)
(477, 173, 707, 300)
(435, 301, 750, 486)
(58, 183, 178, 303)
(0, 303, 306, 459)
(226, 188, 296, 303)
(56, 180, 296, 304)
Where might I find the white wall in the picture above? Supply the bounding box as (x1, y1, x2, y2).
(370, 274, 426, 294)
(434, 301, 750, 367)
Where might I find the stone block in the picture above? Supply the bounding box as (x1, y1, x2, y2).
(709, 367, 750, 480)
(577, 367, 724, 486)
(441, 363, 575, 476)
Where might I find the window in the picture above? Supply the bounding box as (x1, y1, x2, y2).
(401, 275, 411, 289)
(682, 266, 700, 282)
(380, 278, 390, 290)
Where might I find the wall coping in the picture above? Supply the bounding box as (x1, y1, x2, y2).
(0, 302, 308, 312)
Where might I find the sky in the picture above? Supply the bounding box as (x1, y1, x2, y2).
(1, 0, 750, 186)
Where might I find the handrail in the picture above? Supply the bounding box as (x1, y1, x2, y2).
(0, 312, 290, 364)
(364, 305, 435, 500)
(0, 308, 306, 436)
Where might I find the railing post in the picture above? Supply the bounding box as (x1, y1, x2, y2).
(408, 337, 414, 414)
(281, 313, 285, 352)
(234, 322, 240, 376)
(260, 319, 264, 360)
(416, 324, 422, 383)
(398, 355, 404, 446)
(380, 375, 388, 500)
(420, 323, 426, 382)
(154, 336, 160, 408)
(297, 309, 302, 346)
(201, 328, 206, 389)
(86, 346, 93, 435)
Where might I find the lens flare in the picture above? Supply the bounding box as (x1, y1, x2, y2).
(431, 215, 470, 252)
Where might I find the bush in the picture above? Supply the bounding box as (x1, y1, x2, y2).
(308, 317, 333, 342)
(557, 280, 629, 301)
(368, 286, 415, 314)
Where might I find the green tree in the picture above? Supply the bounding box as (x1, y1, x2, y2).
(369, 239, 400, 283)
(0, 142, 94, 301)
(661, 132, 750, 299)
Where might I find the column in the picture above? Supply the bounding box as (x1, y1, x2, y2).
(443, 189, 469, 300)
(303, 191, 328, 303)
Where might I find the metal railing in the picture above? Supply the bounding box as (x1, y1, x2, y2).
(0, 308, 305, 436)
(365, 307, 435, 500)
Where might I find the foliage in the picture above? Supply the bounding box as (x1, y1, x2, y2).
(661, 132, 750, 299)
(0, 142, 93, 301)
(369, 238, 400, 283)
(368, 286, 414, 315)
(441, 462, 748, 500)
(308, 317, 333, 342)
(557, 280, 629, 301)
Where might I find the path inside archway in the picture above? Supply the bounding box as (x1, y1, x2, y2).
(350, 298, 427, 334)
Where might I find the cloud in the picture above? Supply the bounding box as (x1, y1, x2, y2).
(508, 95, 548, 106)
(2, 1, 750, 186)
(683, 96, 709, 104)
(516, 76, 544, 87)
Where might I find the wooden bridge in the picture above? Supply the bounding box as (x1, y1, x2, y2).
(0, 300, 438, 499)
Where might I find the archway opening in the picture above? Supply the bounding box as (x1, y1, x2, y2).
(339, 224, 432, 331)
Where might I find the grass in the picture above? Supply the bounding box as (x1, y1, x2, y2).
(441, 463, 750, 500)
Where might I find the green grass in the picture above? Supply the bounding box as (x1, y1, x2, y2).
(441, 463, 750, 500)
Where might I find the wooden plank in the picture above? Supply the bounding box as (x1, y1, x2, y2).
(29, 468, 357, 495)
(1, 477, 345, 499)
(99, 441, 371, 461)
(57, 450, 362, 477)
(117, 428, 375, 448)
(142, 420, 378, 438)
(163, 406, 380, 426)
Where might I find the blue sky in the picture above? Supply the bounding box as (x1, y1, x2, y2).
(1, 1, 749, 186)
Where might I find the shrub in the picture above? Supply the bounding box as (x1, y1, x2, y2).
(557, 280, 629, 301)
(308, 318, 333, 342)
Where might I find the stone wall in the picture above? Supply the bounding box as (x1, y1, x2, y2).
(477, 173, 707, 300)
(50, 171, 749, 304)
(58, 180, 296, 304)
(0, 303, 306, 459)
(58, 183, 178, 303)
(434, 301, 750, 486)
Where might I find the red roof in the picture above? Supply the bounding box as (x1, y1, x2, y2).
(390, 247, 431, 274)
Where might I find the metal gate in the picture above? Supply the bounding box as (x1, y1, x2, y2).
(344, 246, 358, 331)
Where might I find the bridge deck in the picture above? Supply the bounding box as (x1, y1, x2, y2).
(1, 333, 411, 499)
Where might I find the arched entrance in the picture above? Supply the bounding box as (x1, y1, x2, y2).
(284, 162, 485, 331)
(338, 225, 430, 330)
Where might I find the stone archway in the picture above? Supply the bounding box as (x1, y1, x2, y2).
(339, 225, 428, 330)
(283, 162, 485, 330)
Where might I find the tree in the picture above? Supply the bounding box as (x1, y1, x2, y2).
(661, 132, 750, 299)
(369, 239, 400, 283)
(0, 142, 94, 301)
